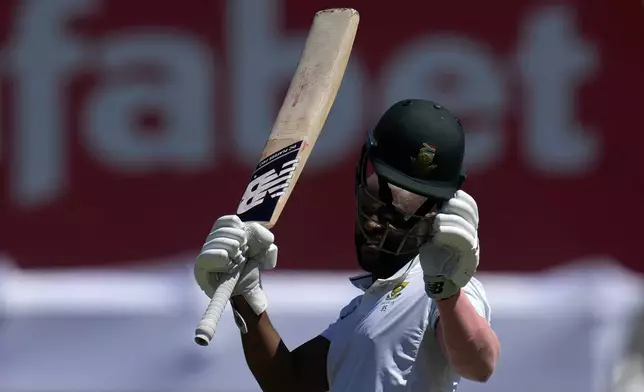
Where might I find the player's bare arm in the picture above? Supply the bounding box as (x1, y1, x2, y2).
(435, 291, 500, 382)
(230, 297, 330, 392)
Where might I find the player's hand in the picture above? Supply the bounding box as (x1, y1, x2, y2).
(419, 190, 480, 300)
(194, 215, 278, 316)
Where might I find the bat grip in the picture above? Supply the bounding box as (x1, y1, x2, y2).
(194, 259, 245, 346)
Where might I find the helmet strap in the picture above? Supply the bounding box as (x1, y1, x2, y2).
(377, 175, 393, 205)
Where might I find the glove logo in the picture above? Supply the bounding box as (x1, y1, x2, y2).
(426, 281, 444, 295)
(236, 141, 302, 222)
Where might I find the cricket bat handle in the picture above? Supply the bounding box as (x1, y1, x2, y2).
(194, 259, 245, 346)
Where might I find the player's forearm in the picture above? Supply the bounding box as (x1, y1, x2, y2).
(231, 296, 300, 392)
(434, 289, 499, 382)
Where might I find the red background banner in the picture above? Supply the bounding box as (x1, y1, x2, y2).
(0, 0, 642, 271)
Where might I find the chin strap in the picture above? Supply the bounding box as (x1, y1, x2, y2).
(377, 175, 393, 204)
(414, 197, 438, 218)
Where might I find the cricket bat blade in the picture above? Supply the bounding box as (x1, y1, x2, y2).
(194, 7, 359, 346)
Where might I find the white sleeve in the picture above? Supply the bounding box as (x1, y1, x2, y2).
(428, 277, 491, 330)
(321, 295, 362, 342)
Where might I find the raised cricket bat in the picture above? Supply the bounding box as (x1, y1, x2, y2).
(194, 8, 360, 346)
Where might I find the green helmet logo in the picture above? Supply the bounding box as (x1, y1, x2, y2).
(410, 143, 437, 177)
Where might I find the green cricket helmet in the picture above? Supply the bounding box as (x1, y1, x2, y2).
(355, 99, 467, 255)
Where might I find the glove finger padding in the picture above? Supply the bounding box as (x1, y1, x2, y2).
(246, 223, 275, 258)
(212, 215, 245, 231)
(245, 223, 278, 270)
(195, 219, 249, 298)
(204, 226, 247, 246)
(201, 237, 245, 267)
(433, 214, 477, 252)
(194, 248, 231, 298)
(258, 244, 278, 270)
(439, 191, 479, 229)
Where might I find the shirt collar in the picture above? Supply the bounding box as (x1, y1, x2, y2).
(349, 256, 420, 292)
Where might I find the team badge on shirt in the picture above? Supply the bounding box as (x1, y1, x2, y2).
(386, 282, 409, 300)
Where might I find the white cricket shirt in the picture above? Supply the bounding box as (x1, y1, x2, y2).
(321, 256, 491, 392)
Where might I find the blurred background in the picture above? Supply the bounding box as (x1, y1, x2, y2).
(0, 0, 642, 391)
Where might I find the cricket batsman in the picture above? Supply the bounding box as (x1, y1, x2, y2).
(194, 99, 501, 391)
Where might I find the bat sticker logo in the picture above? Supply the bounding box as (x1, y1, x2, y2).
(237, 158, 299, 214)
(236, 141, 303, 222)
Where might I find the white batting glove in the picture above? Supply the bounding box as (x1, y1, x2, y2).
(194, 215, 278, 318)
(419, 190, 480, 300)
